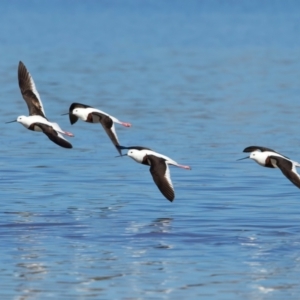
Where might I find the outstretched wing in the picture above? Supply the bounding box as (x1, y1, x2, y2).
(34, 123, 72, 149)
(243, 146, 276, 153)
(91, 112, 121, 155)
(116, 145, 153, 151)
(269, 156, 300, 189)
(68, 102, 92, 124)
(18, 61, 46, 118)
(146, 155, 175, 202)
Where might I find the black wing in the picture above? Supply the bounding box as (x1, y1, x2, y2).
(18, 61, 46, 118)
(116, 145, 153, 151)
(34, 123, 72, 149)
(146, 155, 175, 202)
(243, 146, 276, 153)
(243, 146, 290, 159)
(91, 112, 121, 155)
(269, 156, 300, 189)
(68, 102, 92, 124)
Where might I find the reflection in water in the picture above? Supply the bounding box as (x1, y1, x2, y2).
(11, 214, 48, 300)
(149, 218, 173, 233)
(124, 218, 173, 237)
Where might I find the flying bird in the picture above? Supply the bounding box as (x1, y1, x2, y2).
(6, 61, 73, 149)
(238, 146, 300, 189)
(118, 146, 191, 202)
(63, 103, 131, 155)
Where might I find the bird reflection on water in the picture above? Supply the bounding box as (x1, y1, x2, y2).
(149, 218, 173, 234)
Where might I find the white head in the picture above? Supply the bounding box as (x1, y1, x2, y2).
(17, 115, 31, 128)
(249, 151, 267, 166)
(127, 149, 145, 164)
(72, 108, 88, 121)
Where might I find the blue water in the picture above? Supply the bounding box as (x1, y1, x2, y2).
(1, 1, 300, 299)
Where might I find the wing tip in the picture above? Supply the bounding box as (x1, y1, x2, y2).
(69, 114, 78, 125)
(55, 140, 73, 149)
(167, 195, 175, 202)
(116, 145, 127, 150)
(63, 142, 73, 149)
(115, 145, 122, 155)
(18, 60, 27, 73)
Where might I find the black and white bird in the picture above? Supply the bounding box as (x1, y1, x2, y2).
(118, 146, 191, 202)
(238, 146, 300, 189)
(6, 61, 73, 149)
(64, 103, 131, 155)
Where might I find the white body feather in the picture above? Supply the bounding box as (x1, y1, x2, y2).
(17, 115, 69, 141)
(72, 107, 122, 124)
(127, 149, 179, 167)
(250, 150, 300, 168)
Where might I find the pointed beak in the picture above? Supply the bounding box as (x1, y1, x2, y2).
(5, 120, 17, 124)
(61, 112, 70, 116)
(237, 156, 250, 161)
(115, 154, 128, 158)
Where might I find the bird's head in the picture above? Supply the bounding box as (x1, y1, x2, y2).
(127, 149, 145, 164)
(249, 150, 263, 162)
(16, 115, 31, 128)
(71, 108, 87, 123)
(238, 150, 266, 166)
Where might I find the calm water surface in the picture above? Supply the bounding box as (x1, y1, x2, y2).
(1, 1, 300, 299)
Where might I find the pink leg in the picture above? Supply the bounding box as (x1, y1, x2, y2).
(121, 122, 131, 127)
(177, 164, 191, 170)
(63, 131, 74, 137)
